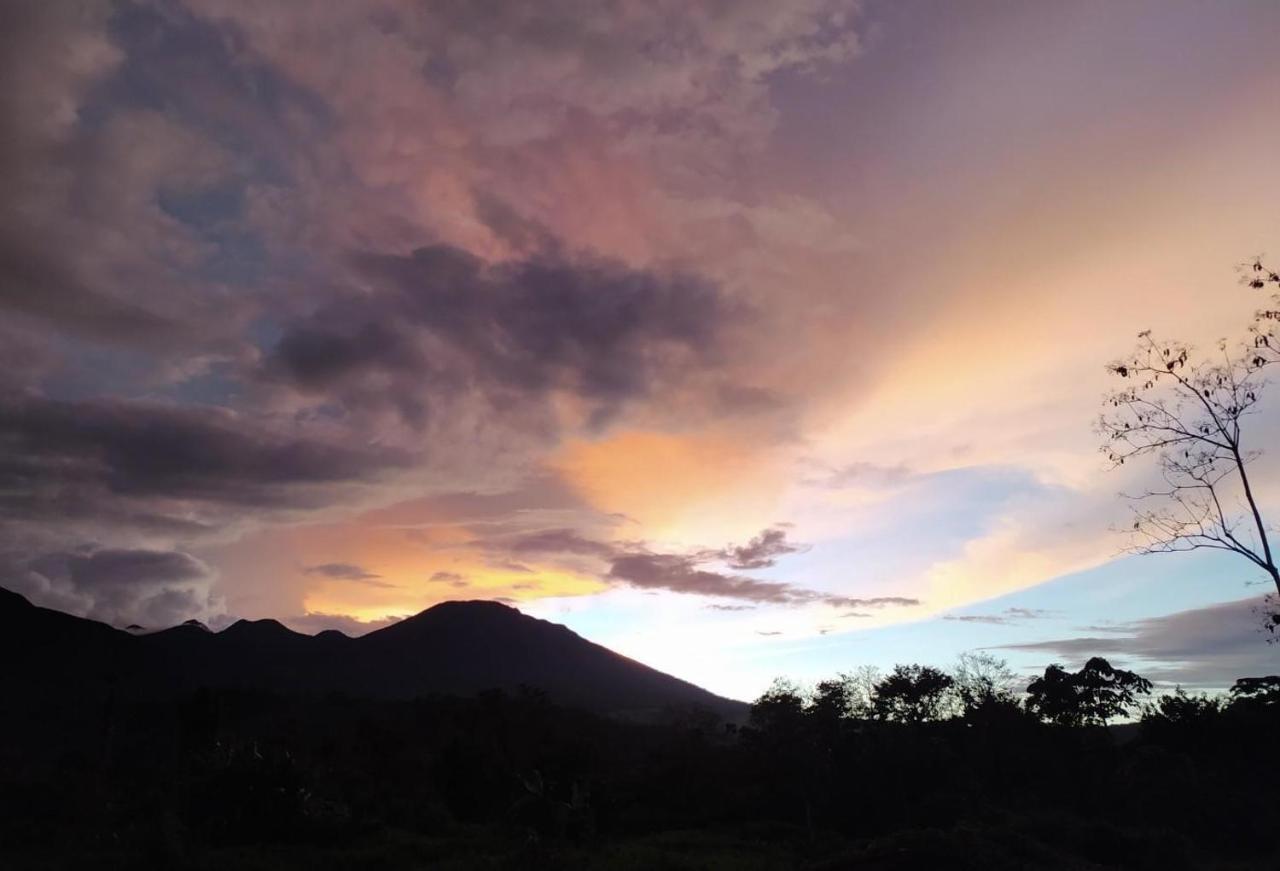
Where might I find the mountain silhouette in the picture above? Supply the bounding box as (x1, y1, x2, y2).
(0, 586, 743, 721)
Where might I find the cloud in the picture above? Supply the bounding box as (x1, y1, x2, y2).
(609, 552, 805, 603)
(0, 392, 409, 504)
(998, 597, 1280, 689)
(500, 528, 620, 559)
(284, 611, 404, 636)
(429, 571, 470, 588)
(826, 596, 921, 609)
(264, 244, 742, 430)
(803, 462, 916, 490)
(944, 614, 1013, 625)
(187, 0, 863, 156)
(303, 562, 396, 587)
(718, 525, 806, 569)
(943, 606, 1054, 625)
(0, 389, 413, 623)
(1005, 607, 1054, 620)
(478, 525, 919, 608)
(0, 0, 870, 631)
(11, 546, 218, 627)
(0, 391, 411, 549)
(304, 562, 379, 580)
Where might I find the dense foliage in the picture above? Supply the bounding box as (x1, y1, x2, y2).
(3, 656, 1277, 870)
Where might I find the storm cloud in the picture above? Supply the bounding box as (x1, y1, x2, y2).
(264, 244, 740, 429)
(10, 546, 217, 628)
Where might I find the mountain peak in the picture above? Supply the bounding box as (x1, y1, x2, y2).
(423, 598, 522, 615)
(0, 585, 746, 719)
(220, 617, 302, 640)
(384, 598, 526, 631)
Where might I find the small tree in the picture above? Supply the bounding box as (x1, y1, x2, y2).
(808, 677, 854, 724)
(872, 664, 955, 724)
(953, 651, 1018, 715)
(749, 677, 806, 734)
(1026, 657, 1152, 727)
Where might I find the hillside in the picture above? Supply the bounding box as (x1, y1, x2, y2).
(0, 586, 744, 721)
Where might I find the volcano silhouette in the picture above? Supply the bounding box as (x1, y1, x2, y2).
(0, 587, 743, 720)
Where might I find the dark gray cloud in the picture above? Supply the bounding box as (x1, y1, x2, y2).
(264, 244, 740, 429)
(11, 546, 216, 628)
(0, 391, 411, 547)
(475, 525, 919, 608)
(609, 552, 804, 603)
(0, 389, 412, 624)
(34, 547, 209, 588)
(0, 392, 409, 505)
(717, 525, 806, 569)
(998, 597, 1280, 689)
(304, 562, 379, 580)
(303, 562, 396, 587)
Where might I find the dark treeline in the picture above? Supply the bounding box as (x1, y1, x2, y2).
(3, 655, 1278, 870)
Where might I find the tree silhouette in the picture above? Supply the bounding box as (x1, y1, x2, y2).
(1026, 657, 1152, 726)
(1228, 674, 1280, 708)
(1099, 263, 1280, 632)
(872, 664, 955, 723)
(808, 677, 855, 724)
(952, 652, 1017, 712)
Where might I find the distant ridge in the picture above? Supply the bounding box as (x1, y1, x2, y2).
(0, 587, 744, 721)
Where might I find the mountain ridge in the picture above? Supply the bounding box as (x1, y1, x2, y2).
(0, 586, 745, 721)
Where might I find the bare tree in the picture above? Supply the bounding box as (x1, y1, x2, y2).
(953, 651, 1018, 713)
(1099, 260, 1280, 634)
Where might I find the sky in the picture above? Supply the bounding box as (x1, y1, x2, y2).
(3, 0, 1280, 700)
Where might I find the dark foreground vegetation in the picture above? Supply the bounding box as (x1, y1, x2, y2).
(4, 650, 1278, 871)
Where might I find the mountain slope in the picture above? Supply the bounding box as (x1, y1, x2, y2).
(0, 587, 744, 720)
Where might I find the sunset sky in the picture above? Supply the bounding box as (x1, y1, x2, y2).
(5, 0, 1280, 699)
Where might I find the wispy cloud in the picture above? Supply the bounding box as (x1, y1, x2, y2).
(304, 562, 391, 585)
(943, 606, 1055, 625)
(477, 525, 920, 609)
